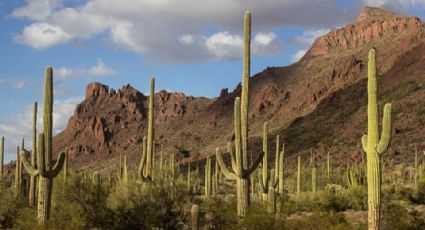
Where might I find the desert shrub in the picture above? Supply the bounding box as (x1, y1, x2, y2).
(200, 196, 237, 229)
(412, 178, 425, 204)
(0, 184, 25, 228)
(381, 201, 425, 230)
(108, 177, 192, 229)
(284, 212, 356, 230)
(241, 203, 284, 230)
(346, 185, 367, 211)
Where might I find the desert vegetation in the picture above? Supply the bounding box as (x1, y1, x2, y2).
(1, 10, 425, 230)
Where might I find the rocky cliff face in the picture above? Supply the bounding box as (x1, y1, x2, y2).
(53, 7, 425, 172)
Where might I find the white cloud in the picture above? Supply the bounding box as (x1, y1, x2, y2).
(56, 59, 116, 79)
(12, 79, 28, 89)
(291, 49, 307, 62)
(290, 29, 331, 46)
(252, 32, 281, 55)
(0, 97, 82, 162)
(363, 0, 425, 8)
(88, 59, 116, 76)
(11, 0, 355, 62)
(14, 22, 72, 49)
(12, 0, 61, 21)
(206, 31, 244, 59)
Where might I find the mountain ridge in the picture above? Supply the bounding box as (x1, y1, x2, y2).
(51, 7, 425, 173)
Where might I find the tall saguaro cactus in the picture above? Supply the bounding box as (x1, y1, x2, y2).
(21, 66, 66, 224)
(215, 11, 264, 218)
(297, 156, 301, 197)
(361, 48, 392, 230)
(204, 157, 212, 197)
(15, 146, 21, 195)
(138, 78, 155, 181)
(29, 102, 38, 207)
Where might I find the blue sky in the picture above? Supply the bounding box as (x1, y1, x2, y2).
(1, 0, 425, 163)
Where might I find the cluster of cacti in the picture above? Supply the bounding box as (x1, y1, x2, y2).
(21, 66, 67, 224)
(215, 11, 264, 218)
(361, 48, 392, 230)
(258, 122, 285, 212)
(0, 10, 408, 229)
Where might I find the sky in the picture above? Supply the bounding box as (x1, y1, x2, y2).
(1, 0, 425, 163)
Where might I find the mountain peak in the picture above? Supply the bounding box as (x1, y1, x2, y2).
(357, 7, 398, 22)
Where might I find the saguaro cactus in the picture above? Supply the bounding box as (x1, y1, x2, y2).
(326, 151, 331, 182)
(278, 144, 285, 195)
(15, 146, 21, 195)
(21, 66, 66, 224)
(297, 156, 301, 197)
(0, 136, 3, 181)
(138, 78, 156, 181)
(29, 102, 38, 207)
(215, 11, 264, 218)
(312, 167, 317, 195)
(204, 157, 212, 197)
(258, 122, 279, 202)
(191, 204, 199, 230)
(63, 149, 69, 182)
(361, 48, 392, 230)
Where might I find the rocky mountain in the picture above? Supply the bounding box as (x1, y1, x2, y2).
(53, 7, 425, 173)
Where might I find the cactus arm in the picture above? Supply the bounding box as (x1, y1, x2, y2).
(215, 147, 237, 180)
(234, 97, 242, 175)
(362, 135, 368, 153)
(244, 151, 264, 177)
(138, 136, 147, 179)
(227, 142, 237, 172)
(20, 150, 40, 176)
(262, 122, 268, 190)
(377, 104, 392, 154)
(47, 152, 66, 178)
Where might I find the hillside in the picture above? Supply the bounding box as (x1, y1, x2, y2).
(52, 7, 425, 173)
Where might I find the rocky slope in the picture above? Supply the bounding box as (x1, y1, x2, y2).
(52, 7, 425, 173)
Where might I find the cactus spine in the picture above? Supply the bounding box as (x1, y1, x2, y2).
(0, 136, 3, 181)
(29, 102, 37, 207)
(21, 67, 67, 224)
(215, 12, 265, 218)
(361, 49, 392, 230)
